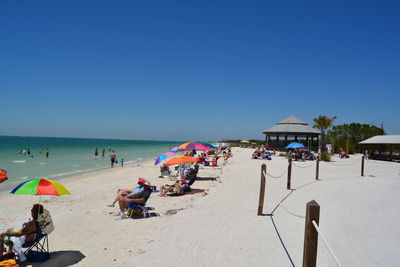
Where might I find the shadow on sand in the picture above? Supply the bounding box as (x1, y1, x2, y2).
(20, 250, 85, 267)
(195, 176, 217, 181)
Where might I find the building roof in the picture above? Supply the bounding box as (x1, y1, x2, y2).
(262, 115, 320, 135)
(359, 135, 400, 144)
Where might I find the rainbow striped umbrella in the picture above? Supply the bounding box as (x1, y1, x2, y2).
(10, 178, 71, 196)
(178, 142, 211, 151)
(154, 152, 177, 165)
(202, 143, 216, 149)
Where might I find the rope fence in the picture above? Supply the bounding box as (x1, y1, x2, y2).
(257, 157, 398, 267)
(263, 167, 288, 179)
(312, 220, 342, 267)
(292, 162, 315, 169)
(268, 193, 306, 219)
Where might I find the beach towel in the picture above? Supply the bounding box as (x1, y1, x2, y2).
(9, 236, 27, 262)
(0, 259, 18, 266)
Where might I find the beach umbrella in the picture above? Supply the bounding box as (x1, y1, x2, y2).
(154, 151, 178, 165)
(240, 140, 250, 143)
(202, 143, 216, 149)
(10, 178, 71, 197)
(0, 169, 8, 184)
(178, 142, 211, 151)
(164, 156, 199, 166)
(285, 142, 305, 149)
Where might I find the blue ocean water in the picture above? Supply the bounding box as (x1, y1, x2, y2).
(0, 136, 181, 190)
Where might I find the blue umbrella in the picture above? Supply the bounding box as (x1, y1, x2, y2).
(285, 142, 305, 149)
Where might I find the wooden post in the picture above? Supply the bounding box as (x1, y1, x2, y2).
(302, 200, 320, 267)
(258, 164, 267, 216)
(361, 156, 365, 176)
(287, 158, 292, 190)
(315, 156, 320, 180)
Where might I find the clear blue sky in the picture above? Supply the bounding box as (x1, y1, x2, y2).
(0, 1, 399, 141)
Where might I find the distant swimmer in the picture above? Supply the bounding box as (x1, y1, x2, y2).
(95, 148, 98, 158)
(27, 149, 31, 155)
(17, 151, 22, 155)
(45, 148, 49, 158)
(102, 149, 106, 158)
(110, 151, 116, 168)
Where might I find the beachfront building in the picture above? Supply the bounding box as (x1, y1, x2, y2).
(359, 135, 400, 162)
(262, 115, 320, 150)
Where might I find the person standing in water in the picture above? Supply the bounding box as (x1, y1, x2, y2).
(102, 149, 106, 158)
(94, 148, 98, 158)
(110, 151, 117, 168)
(45, 148, 49, 158)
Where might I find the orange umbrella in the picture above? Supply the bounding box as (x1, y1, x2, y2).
(164, 156, 199, 166)
(0, 169, 8, 184)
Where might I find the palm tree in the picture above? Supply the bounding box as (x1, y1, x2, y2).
(313, 115, 337, 150)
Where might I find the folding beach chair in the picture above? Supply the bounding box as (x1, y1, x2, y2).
(17, 228, 50, 262)
(23, 233, 49, 256)
(126, 203, 150, 218)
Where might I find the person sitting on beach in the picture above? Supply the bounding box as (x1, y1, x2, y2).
(108, 178, 146, 207)
(212, 155, 219, 167)
(116, 181, 152, 219)
(160, 164, 170, 177)
(193, 163, 199, 175)
(198, 154, 206, 165)
(340, 151, 349, 159)
(0, 204, 44, 262)
(159, 178, 187, 197)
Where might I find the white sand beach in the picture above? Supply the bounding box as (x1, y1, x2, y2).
(1, 148, 399, 266)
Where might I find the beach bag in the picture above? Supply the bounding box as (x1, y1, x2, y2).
(26, 251, 49, 262)
(127, 208, 142, 216)
(38, 209, 54, 235)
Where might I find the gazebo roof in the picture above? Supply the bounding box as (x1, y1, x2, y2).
(262, 115, 320, 135)
(359, 135, 400, 145)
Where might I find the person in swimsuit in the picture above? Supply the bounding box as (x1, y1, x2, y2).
(110, 151, 117, 168)
(94, 148, 98, 157)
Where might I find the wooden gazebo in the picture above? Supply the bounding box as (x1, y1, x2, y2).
(262, 115, 320, 150)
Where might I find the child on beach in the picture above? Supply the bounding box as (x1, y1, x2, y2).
(120, 158, 124, 167)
